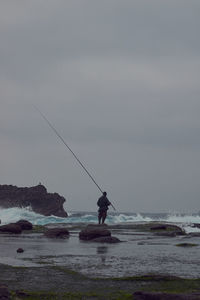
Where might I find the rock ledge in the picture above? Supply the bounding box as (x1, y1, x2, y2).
(0, 184, 68, 217)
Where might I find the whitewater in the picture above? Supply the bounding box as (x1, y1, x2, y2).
(0, 206, 200, 233)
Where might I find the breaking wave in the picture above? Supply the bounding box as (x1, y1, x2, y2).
(0, 207, 200, 233)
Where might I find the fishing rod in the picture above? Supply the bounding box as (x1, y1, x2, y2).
(33, 105, 116, 211)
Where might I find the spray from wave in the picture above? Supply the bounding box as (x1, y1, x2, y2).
(0, 207, 200, 233)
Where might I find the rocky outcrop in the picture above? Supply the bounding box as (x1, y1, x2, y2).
(0, 223, 22, 234)
(44, 228, 69, 238)
(15, 220, 33, 230)
(0, 220, 33, 234)
(79, 224, 111, 241)
(150, 223, 185, 236)
(79, 224, 121, 242)
(0, 184, 68, 217)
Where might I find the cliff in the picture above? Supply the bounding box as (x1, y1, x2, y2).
(0, 184, 68, 217)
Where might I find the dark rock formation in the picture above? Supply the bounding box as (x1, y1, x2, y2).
(151, 225, 167, 230)
(175, 243, 198, 247)
(0, 220, 33, 234)
(17, 248, 24, 253)
(0, 223, 22, 234)
(0, 184, 68, 217)
(44, 228, 69, 238)
(150, 223, 185, 236)
(15, 220, 33, 230)
(0, 284, 10, 300)
(79, 224, 111, 241)
(79, 224, 121, 243)
(133, 291, 200, 299)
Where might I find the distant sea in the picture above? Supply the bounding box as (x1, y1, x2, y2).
(0, 207, 200, 234)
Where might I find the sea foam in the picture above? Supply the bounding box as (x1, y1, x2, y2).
(0, 207, 199, 233)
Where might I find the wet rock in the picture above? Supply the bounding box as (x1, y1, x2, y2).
(0, 223, 22, 234)
(133, 291, 200, 299)
(150, 224, 185, 237)
(176, 243, 198, 247)
(79, 224, 111, 241)
(151, 225, 167, 230)
(192, 223, 200, 228)
(92, 236, 121, 243)
(188, 232, 200, 237)
(15, 220, 33, 230)
(17, 248, 24, 253)
(0, 184, 68, 217)
(0, 284, 10, 299)
(15, 290, 30, 298)
(44, 228, 69, 238)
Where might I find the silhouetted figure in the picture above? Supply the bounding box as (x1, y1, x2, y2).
(97, 192, 111, 224)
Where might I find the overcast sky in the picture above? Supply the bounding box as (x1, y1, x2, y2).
(1, 1, 200, 213)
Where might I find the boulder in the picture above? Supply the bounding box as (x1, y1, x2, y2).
(92, 236, 121, 243)
(0, 223, 22, 234)
(15, 220, 33, 230)
(44, 228, 69, 238)
(0, 184, 68, 217)
(0, 284, 10, 300)
(79, 224, 111, 241)
(17, 248, 24, 253)
(133, 291, 200, 299)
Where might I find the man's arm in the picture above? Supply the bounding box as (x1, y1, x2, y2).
(106, 198, 116, 210)
(106, 198, 111, 206)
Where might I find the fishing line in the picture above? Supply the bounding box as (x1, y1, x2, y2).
(33, 105, 116, 210)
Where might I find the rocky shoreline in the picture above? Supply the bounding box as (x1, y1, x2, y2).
(1, 265, 200, 299)
(0, 221, 199, 299)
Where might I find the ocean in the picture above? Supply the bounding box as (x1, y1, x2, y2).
(0, 206, 200, 234)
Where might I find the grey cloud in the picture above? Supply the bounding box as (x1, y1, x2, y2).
(1, 0, 200, 83)
(0, 0, 200, 212)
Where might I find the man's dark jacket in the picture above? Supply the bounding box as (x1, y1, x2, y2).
(97, 195, 111, 212)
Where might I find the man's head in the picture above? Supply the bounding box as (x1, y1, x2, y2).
(103, 191, 107, 196)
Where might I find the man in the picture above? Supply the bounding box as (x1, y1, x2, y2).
(97, 192, 111, 224)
